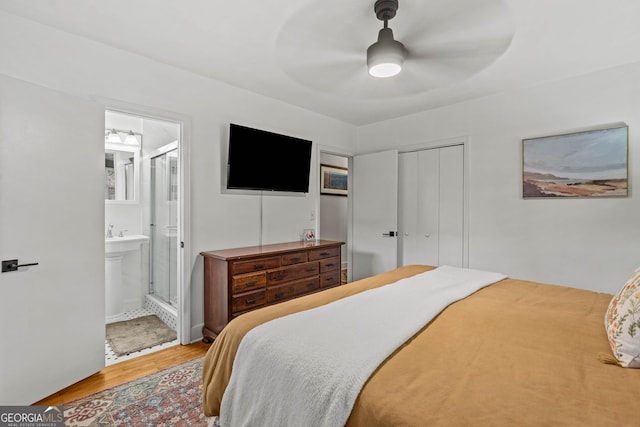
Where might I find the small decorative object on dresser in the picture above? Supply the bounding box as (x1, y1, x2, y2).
(201, 240, 343, 342)
(303, 228, 316, 241)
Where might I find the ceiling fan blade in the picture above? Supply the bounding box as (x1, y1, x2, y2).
(274, 0, 514, 100)
(283, 57, 365, 93)
(406, 32, 514, 69)
(398, 0, 513, 48)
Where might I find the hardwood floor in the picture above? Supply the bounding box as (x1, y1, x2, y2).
(35, 341, 210, 406)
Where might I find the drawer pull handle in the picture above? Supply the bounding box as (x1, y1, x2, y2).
(254, 264, 265, 269)
(306, 268, 316, 272)
(291, 257, 300, 262)
(325, 263, 334, 268)
(275, 291, 285, 299)
(274, 274, 285, 280)
(307, 282, 315, 288)
(320, 252, 330, 256)
(246, 281, 257, 287)
(326, 277, 334, 282)
(246, 298, 257, 305)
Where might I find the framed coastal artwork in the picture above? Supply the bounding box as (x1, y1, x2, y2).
(522, 124, 628, 198)
(320, 164, 348, 196)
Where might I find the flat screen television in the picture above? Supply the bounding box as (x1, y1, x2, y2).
(226, 123, 313, 193)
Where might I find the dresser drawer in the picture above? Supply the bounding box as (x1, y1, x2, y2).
(231, 272, 266, 294)
(231, 290, 266, 313)
(231, 256, 280, 275)
(308, 246, 340, 261)
(281, 251, 308, 266)
(267, 261, 319, 285)
(291, 276, 319, 295)
(267, 277, 319, 303)
(319, 256, 340, 273)
(319, 271, 340, 288)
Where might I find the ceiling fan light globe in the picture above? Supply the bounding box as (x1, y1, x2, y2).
(369, 62, 402, 78)
(367, 27, 407, 78)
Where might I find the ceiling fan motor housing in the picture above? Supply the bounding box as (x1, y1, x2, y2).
(367, 27, 407, 77)
(368, 28, 406, 62)
(374, 0, 399, 21)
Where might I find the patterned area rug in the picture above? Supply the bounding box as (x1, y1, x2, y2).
(64, 358, 207, 426)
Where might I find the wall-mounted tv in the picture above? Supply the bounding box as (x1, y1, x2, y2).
(226, 123, 313, 193)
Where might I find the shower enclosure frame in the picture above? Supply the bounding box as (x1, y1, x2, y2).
(149, 145, 179, 308)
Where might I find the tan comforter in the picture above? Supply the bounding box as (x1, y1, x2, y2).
(202, 265, 640, 426)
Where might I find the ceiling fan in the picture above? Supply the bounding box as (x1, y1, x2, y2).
(276, 0, 515, 97)
(366, 0, 407, 78)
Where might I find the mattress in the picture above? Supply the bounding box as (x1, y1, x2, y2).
(202, 265, 640, 426)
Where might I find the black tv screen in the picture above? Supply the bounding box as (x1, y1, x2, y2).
(226, 124, 312, 193)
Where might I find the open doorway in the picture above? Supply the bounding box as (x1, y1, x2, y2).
(104, 110, 183, 365)
(319, 152, 350, 284)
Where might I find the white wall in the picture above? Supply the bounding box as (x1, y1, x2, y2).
(0, 11, 356, 341)
(357, 62, 640, 294)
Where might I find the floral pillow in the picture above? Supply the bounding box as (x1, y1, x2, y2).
(605, 267, 640, 368)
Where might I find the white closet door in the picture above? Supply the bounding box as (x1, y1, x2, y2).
(398, 153, 419, 265)
(418, 149, 440, 265)
(352, 150, 398, 281)
(399, 150, 438, 266)
(398, 145, 464, 268)
(438, 145, 464, 267)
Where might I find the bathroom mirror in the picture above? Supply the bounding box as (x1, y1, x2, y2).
(105, 143, 140, 201)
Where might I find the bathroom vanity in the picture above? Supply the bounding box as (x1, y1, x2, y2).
(105, 234, 149, 322)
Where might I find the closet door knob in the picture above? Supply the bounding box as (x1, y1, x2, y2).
(425, 234, 430, 238)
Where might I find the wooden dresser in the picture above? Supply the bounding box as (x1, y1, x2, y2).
(201, 240, 344, 342)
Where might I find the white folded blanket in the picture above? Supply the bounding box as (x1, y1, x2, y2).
(220, 266, 506, 427)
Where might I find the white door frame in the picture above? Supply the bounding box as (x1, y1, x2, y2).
(100, 98, 192, 344)
(317, 145, 354, 281)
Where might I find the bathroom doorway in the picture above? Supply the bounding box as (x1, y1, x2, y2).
(319, 151, 351, 284)
(104, 110, 183, 365)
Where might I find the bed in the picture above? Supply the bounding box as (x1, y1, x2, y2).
(202, 264, 640, 426)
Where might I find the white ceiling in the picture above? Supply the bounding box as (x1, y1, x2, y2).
(2, 0, 640, 125)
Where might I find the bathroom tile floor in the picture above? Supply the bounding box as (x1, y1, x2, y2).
(105, 307, 178, 366)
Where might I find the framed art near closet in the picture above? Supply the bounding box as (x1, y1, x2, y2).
(320, 164, 348, 196)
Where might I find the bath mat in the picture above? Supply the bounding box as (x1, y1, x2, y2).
(106, 314, 177, 356)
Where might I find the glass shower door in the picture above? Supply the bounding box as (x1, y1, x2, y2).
(150, 150, 178, 306)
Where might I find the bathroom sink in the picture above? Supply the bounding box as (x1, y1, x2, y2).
(105, 235, 149, 256)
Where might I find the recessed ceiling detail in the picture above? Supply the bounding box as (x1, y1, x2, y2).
(4, 1, 638, 125)
(276, 0, 515, 99)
